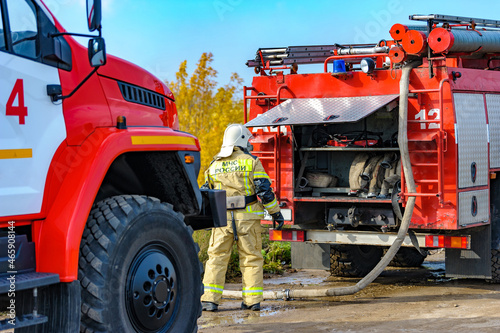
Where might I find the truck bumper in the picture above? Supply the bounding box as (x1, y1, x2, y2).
(273, 229, 471, 250)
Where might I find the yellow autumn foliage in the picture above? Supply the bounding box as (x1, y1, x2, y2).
(168, 52, 244, 184)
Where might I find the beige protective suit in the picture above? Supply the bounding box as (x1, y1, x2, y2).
(201, 147, 280, 306)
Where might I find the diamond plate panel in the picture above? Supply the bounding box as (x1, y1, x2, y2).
(454, 93, 488, 188)
(487, 94, 500, 168)
(245, 95, 399, 127)
(458, 190, 489, 226)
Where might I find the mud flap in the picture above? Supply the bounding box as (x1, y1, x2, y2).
(445, 225, 491, 279)
(291, 243, 330, 270)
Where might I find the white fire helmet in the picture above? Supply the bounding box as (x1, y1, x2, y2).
(217, 124, 253, 158)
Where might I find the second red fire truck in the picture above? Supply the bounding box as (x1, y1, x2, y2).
(244, 14, 500, 281)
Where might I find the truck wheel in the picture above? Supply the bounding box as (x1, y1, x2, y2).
(330, 245, 383, 277)
(79, 195, 202, 333)
(388, 247, 427, 267)
(489, 249, 500, 283)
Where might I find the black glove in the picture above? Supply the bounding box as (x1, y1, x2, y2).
(200, 182, 210, 190)
(271, 212, 284, 230)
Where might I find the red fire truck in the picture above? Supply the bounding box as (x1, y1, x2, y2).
(0, 0, 225, 331)
(245, 14, 500, 282)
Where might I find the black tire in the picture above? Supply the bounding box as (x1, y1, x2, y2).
(79, 195, 202, 333)
(330, 245, 383, 277)
(389, 247, 427, 267)
(489, 249, 500, 283)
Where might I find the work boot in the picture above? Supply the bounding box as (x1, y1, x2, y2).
(202, 301, 218, 312)
(241, 302, 260, 311)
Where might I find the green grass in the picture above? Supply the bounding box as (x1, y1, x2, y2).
(262, 239, 291, 274)
(193, 229, 211, 264)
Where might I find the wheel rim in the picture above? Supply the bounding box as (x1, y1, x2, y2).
(126, 244, 179, 332)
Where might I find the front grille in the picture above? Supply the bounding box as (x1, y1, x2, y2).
(118, 82, 166, 110)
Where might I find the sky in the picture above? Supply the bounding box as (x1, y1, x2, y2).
(43, 0, 499, 88)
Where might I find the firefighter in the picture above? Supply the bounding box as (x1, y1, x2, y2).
(201, 124, 284, 312)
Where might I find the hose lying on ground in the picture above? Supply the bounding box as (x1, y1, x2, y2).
(222, 61, 422, 300)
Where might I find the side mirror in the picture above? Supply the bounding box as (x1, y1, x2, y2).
(88, 37, 106, 67)
(87, 0, 102, 32)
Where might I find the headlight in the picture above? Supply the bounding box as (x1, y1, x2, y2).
(360, 58, 375, 74)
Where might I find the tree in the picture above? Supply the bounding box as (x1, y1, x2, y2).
(169, 52, 244, 184)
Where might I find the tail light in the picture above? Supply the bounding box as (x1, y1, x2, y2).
(269, 229, 305, 242)
(425, 235, 470, 249)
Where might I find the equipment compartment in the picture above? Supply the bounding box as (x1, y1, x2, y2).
(293, 104, 400, 200)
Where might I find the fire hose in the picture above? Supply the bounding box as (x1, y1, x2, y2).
(222, 61, 421, 300)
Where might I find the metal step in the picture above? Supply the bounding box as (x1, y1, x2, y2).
(410, 149, 438, 153)
(0, 271, 59, 293)
(414, 179, 439, 183)
(411, 162, 438, 166)
(407, 132, 438, 142)
(0, 234, 36, 273)
(0, 313, 48, 330)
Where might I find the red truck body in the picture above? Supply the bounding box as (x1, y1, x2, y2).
(244, 14, 500, 281)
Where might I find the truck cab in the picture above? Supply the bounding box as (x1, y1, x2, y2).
(0, 1, 225, 331)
